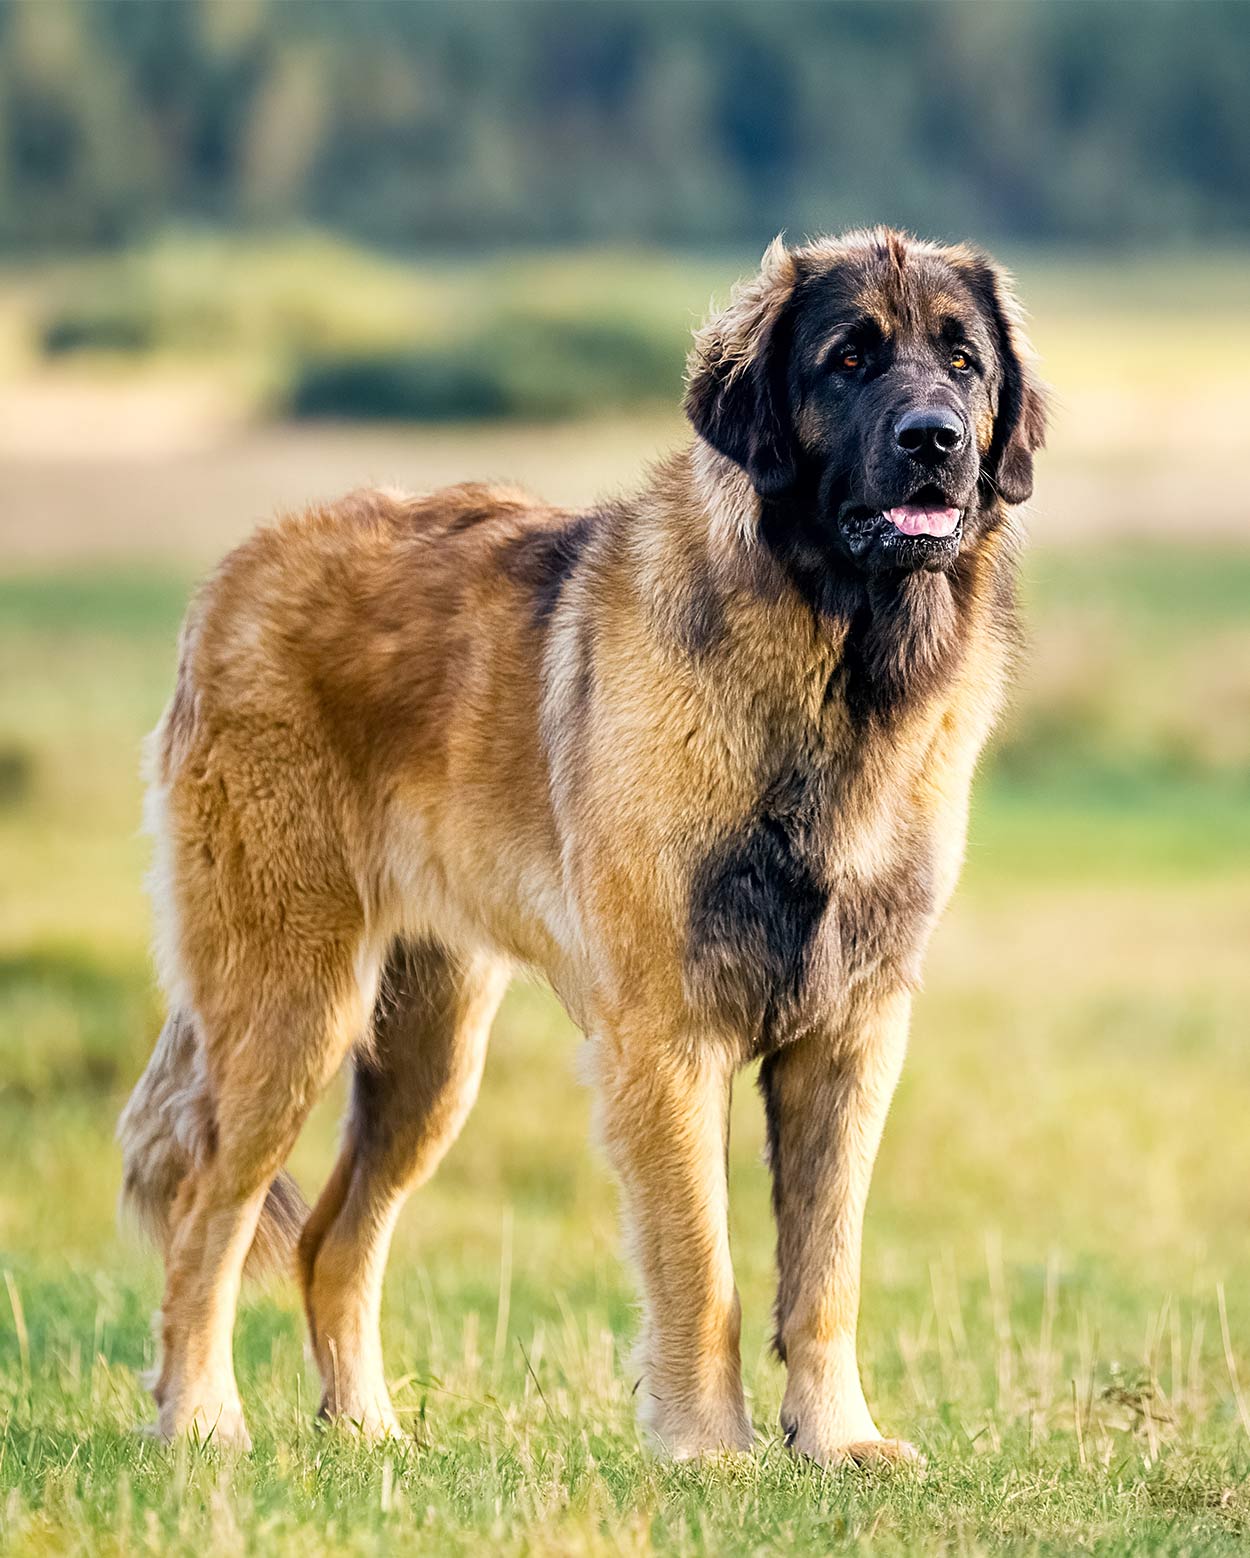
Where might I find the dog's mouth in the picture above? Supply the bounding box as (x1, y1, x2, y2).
(839, 485, 966, 570)
(882, 501, 961, 539)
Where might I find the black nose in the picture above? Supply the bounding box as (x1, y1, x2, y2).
(895, 406, 966, 463)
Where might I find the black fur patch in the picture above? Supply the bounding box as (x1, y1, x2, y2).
(685, 292, 800, 498)
(686, 767, 829, 1053)
(840, 566, 971, 725)
(959, 258, 1048, 507)
(501, 514, 595, 625)
(688, 761, 939, 1051)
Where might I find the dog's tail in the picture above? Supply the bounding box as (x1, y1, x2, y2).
(117, 1009, 308, 1278)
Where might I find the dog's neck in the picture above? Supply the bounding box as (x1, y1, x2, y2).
(636, 440, 1018, 729)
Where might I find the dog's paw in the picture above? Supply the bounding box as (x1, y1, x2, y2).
(154, 1399, 253, 1451)
(782, 1414, 923, 1471)
(832, 1436, 924, 1468)
(316, 1402, 406, 1445)
(644, 1396, 755, 1462)
(665, 1431, 756, 1463)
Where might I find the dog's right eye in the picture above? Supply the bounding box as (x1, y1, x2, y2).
(835, 349, 862, 372)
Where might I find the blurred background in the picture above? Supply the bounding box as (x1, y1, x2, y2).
(2, 1, 1250, 1546)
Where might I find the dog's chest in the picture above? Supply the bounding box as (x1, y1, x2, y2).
(683, 752, 937, 1055)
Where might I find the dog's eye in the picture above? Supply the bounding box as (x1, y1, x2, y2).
(837, 349, 862, 372)
(950, 348, 973, 372)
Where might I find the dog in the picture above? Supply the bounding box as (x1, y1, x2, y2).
(118, 227, 1046, 1463)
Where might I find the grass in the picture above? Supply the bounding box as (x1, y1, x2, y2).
(1, 536, 1249, 1554)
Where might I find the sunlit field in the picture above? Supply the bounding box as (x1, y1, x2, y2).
(2, 248, 1249, 1553)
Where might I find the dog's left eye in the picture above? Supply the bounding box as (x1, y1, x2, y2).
(837, 349, 862, 372)
(950, 348, 973, 372)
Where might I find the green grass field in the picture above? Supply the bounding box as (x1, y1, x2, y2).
(2, 242, 1250, 1552)
(2, 541, 1249, 1555)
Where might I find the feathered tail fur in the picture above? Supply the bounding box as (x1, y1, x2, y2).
(117, 1009, 308, 1277)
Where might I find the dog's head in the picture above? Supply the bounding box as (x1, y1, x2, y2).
(685, 229, 1047, 575)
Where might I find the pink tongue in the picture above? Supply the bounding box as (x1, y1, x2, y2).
(885, 504, 960, 538)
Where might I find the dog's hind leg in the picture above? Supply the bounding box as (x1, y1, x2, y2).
(298, 938, 508, 1438)
(152, 952, 371, 1448)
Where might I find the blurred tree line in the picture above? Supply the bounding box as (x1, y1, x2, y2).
(1, 0, 1247, 254)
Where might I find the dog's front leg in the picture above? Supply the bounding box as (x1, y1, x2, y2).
(760, 987, 921, 1467)
(596, 1030, 752, 1458)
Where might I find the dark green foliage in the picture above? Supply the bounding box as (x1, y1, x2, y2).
(289, 315, 683, 421)
(41, 302, 155, 357)
(1, 0, 1247, 253)
(0, 742, 33, 808)
(291, 351, 512, 423)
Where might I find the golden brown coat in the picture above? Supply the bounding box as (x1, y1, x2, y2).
(119, 228, 1045, 1463)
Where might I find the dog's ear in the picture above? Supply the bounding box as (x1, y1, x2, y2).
(964, 257, 1049, 507)
(684, 237, 800, 498)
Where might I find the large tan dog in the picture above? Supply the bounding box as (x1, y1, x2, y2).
(119, 228, 1045, 1463)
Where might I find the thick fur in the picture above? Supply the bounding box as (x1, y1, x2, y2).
(118, 228, 1045, 1459)
(117, 1012, 308, 1277)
